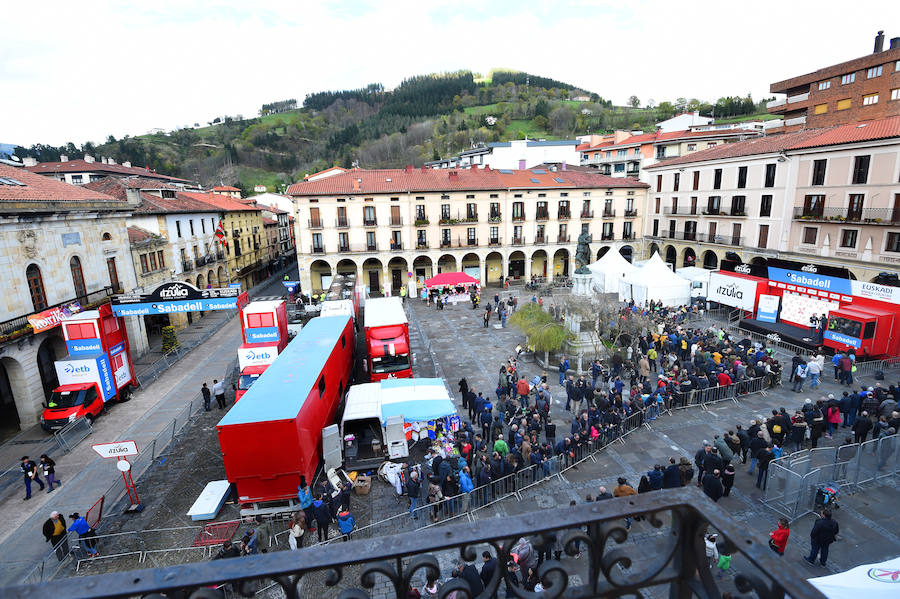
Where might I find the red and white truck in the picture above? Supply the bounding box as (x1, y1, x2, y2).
(41, 303, 136, 431)
(364, 297, 412, 381)
(235, 300, 289, 401)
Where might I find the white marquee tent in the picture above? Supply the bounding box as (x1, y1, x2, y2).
(618, 252, 691, 307)
(809, 555, 900, 599)
(588, 249, 637, 293)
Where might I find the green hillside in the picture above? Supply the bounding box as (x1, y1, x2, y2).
(14, 71, 770, 193)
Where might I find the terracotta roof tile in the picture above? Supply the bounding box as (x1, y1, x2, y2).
(179, 191, 260, 212)
(788, 115, 900, 149)
(647, 116, 900, 169)
(84, 178, 221, 214)
(127, 226, 162, 243)
(25, 159, 190, 182)
(0, 164, 123, 203)
(645, 129, 826, 169)
(212, 185, 241, 192)
(286, 167, 647, 196)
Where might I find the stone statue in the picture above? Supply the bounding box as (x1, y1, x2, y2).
(574, 232, 592, 274)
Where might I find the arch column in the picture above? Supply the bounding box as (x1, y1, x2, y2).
(524, 254, 532, 281)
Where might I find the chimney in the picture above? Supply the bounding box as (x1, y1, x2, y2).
(874, 30, 885, 53)
(123, 161, 131, 168)
(891, 37, 900, 50)
(59, 154, 68, 162)
(100, 156, 107, 164)
(448, 170, 458, 181)
(352, 178, 361, 191)
(84, 154, 95, 163)
(404, 164, 413, 173)
(23, 157, 37, 167)
(124, 187, 142, 208)
(561, 162, 567, 171)
(108, 157, 116, 165)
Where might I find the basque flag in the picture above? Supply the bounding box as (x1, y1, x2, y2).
(215, 222, 227, 247)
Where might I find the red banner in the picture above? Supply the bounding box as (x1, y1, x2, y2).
(27, 302, 82, 333)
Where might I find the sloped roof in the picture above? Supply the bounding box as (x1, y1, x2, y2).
(788, 115, 900, 150)
(212, 185, 241, 192)
(647, 116, 900, 169)
(25, 159, 190, 182)
(84, 178, 221, 214)
(287, 167, 648, 196)
(645, 129, 825, 169)
(179, 191, 259, 212)
(303, 166, 349, 180)
(0, 163, 123, 203)
(128, 226, 164, 244)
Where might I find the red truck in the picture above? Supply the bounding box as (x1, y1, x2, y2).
(41, 303, 136, 431)
(235, 300, 289, 401)
(217, 315, 355, 503)
(363, 297, 412, 381)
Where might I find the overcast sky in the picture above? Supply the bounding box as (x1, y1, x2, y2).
(3, 0, 898, 147)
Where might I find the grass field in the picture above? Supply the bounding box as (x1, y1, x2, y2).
(713, 112, 779, 123)
(236, 166, 284, 192)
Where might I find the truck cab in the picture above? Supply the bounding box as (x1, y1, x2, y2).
(824, 305, 899, 358)
(235, 364, 268, 402)
(42, 383, 106, 430)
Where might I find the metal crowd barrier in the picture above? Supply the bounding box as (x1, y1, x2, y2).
(764, 435, 900, 521)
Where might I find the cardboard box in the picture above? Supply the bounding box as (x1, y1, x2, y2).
(353, 474, 371, 495)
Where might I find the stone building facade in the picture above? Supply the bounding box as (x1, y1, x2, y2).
(0, 165, 137, 431)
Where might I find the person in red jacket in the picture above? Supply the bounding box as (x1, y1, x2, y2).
(717, 370, 732, 387)
(769, 518, 790, 555)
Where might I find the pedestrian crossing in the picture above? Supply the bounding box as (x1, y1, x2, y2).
(249, 294, 285, 301)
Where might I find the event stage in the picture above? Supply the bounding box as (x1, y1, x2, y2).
(738, 318, 821, 352)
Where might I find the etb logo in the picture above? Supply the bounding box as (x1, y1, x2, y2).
(65, 364, 90, 374)
(247, 350, 271, 361)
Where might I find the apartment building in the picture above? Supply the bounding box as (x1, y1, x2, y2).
(85, 177, 228, 341)
(579, 127, 761, 181)
(286, 167, 648, 294)
(426, 139, 581, 170)
(24, 154, 195, 187)
(181, 192, 266, 290)
(767, 31, 900, 133)
(643, 116, 900, 282)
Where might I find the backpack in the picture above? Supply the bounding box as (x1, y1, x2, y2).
(772, 424, 782, 434)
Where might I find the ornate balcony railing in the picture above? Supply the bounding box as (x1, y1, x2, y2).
(10, 489, 824, 599)
(0, 286, 114, 342)
(793, 206, 900, 224)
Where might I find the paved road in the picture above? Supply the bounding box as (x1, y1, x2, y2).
(0, 271, 294, 585)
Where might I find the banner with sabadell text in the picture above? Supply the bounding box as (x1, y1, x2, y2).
(111, 281, 239, 317)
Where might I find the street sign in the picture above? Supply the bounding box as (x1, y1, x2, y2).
(92, 440, 138, 459)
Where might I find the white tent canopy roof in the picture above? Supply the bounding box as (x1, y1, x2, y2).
(618, 251, 692, 306)
(809, 555, 900, 599)
(588, 249, 636, 293)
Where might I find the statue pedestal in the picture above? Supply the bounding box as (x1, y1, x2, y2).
(572, 272, 592, 296)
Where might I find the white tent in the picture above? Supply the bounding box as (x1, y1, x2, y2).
(809, 555, 900, 599)
(588, 249, 637, 293)
(618, 252, 691, 307)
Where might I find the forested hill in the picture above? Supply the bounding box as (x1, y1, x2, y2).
(14, 69, 771, 194)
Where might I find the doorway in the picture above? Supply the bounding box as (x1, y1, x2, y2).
(368, 270, 381, 294)
(391, 269, 402, 292)
(0, 361, 22, 437)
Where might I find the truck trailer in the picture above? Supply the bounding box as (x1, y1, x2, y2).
(217, 315, 355, 504)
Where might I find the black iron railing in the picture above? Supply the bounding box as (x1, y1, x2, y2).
(793, 206, 900, 223)
(0, 286, 114, 341)
(8, 489, 824, 599)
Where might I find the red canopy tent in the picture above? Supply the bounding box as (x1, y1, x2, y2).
(424, 271, 479, 288)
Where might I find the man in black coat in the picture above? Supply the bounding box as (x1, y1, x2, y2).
(456, 559, 485, 595)
(701, 470, 724, 502)
(805, 509, 839, 567)
(662, 458, 682, 489)
(736, 424, 750, 464)
(480, 551, 498, 598)
(852, 412, 873, 443)
(42, 511, 68, 560)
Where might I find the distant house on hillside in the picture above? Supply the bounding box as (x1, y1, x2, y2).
(656, 111, 713, 132)
(426, 139, 581, 170)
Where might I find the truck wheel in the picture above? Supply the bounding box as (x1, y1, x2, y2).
(118, 387, 131, 403)
(85, 413, 95, 424)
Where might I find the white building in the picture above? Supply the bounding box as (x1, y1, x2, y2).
(24, 155, 196, 188)
(656, 111, 714, 132)
(427, 140, 581, 171)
